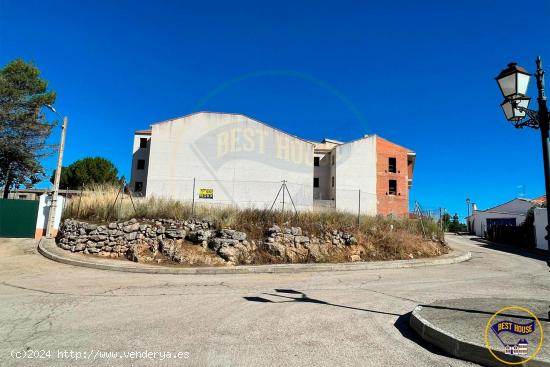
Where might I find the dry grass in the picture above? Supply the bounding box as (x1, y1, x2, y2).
(63, 185, 446, 262)
(64, 184, 196, 221)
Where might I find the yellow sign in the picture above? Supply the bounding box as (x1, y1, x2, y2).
(199, 188, 213, 199)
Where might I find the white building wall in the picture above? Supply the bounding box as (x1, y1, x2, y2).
(146, 112, 314, 210)
(467, 199, 540, 238)
(130, 133, 151, 195)
(469, 210, 526, 238)
(313, 152, 332, 200)
(535, 208, 548, 250)
(334, 137, 377, 215)
(329, 151, 336, 200)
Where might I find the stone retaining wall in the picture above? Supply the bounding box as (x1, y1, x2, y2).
(57, 218, 362, 265)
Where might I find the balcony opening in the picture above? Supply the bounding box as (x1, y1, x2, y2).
(388, 157, 396, 173)
(388, 180, 397, 195)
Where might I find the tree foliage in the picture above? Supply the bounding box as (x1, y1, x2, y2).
(52, 157, 120, 190)
(522, 202, 546, 246)
(0, 59, 56, 197)
(441, 212, 451, 230)
(447, 213, 467, 233)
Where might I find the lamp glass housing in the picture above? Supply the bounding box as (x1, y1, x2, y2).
(501, 97, 530, 121)
(496, 63, 531, 98)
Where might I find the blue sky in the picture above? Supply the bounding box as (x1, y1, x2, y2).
(1, 0, 549, 218)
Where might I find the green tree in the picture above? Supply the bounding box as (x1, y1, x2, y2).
(0, 59, 56, 198)
(441, 212, 451, 231)
(447, 213, 467, 233)
(522, 202, 546, 246)
(51, 157, 120, 190)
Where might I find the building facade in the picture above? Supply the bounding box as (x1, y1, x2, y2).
(467, 198, 539, 238)
(466, 196, 547, 250)
(130, 112, 415, 216)
(7, 188, 80, 200)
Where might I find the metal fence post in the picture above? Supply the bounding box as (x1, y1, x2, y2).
(440, 207, 446, 239)
(282, 180, 286, 213)
(192, 178, 196, 216)
(443, 208, 447, 242)
(76, 189, 83, 218)
(119, 181, 124, 220)
(357, 189, 361, 226)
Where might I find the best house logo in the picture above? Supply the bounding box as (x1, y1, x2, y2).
(193, 124, 313, 173)
(491, 320, 533, 356)
(484, 306, 544, 365)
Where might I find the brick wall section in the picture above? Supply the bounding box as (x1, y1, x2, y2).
(376, 136, 413, 216)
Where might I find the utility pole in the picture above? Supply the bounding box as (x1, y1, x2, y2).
(46, 115, 68, 238)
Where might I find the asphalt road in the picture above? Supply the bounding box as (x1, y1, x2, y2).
(1, 235, 549, 367)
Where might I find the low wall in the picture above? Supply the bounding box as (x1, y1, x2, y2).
(56, 218, 363, 266)
(535, 208, 548, 250)
(57, 217, 448, 266)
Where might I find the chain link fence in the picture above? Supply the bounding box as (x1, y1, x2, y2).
(135, 177, 379, 215)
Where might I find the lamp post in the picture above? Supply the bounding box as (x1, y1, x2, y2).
(45, 104, 68, 238)
(466, 198, 471, 234)
(495, 57, 550, 265)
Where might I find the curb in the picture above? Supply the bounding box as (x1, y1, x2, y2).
(409, 305, 550, 367)
(38, 238, 471, 275)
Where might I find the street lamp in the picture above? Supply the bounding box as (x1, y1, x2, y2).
(45, 104, 68, 238)
(466, 198, 471, 234)
(495, 57, 550, 265)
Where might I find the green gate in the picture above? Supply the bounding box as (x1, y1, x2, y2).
(0, 199, 39, 238)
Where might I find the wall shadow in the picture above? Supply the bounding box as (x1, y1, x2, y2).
(466, 236, 547, 262)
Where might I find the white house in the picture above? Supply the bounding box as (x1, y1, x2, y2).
(467, 198, 533, 238)
(130, 112, 415, 215)
(467, 197, 541, 239)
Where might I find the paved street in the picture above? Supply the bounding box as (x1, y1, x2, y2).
(0, 235, 549, 367)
